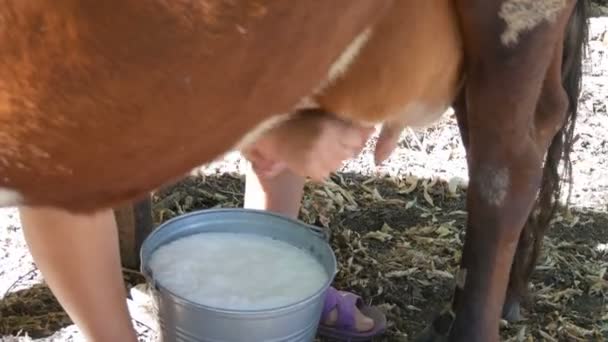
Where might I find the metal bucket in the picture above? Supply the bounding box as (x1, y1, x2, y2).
(140, 208, 337, 342)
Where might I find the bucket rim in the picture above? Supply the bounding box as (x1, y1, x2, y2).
(139, 207, 338, 315)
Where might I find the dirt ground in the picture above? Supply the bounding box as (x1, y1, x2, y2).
(0, 15, 606, 342)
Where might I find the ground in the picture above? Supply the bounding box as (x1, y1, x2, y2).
(0, 15, 606, 342)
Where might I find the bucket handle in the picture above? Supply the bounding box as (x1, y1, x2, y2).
(305, 224, 330, 241)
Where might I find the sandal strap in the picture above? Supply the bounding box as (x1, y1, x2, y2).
(320, 287, 361, 332)
(334, 292, 359, 331)
(321, 287, 339, 321)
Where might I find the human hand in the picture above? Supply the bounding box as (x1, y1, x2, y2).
(243, 109, 374, 181)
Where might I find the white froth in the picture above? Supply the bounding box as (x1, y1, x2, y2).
(148, 232, 328, 310)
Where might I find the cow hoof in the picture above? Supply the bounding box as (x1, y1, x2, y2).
(413, 310, 453, 342)
(502, 299, 522, 322)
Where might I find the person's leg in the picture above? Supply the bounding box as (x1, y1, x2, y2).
(244, 163, 374, 332)
(19, 206, 137, 342)
(244, 161, 305, 217)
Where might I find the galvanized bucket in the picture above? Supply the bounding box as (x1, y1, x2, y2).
(140, 208, 337, 342)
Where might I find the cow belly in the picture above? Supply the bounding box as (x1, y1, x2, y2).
(0, 0, 392, 212)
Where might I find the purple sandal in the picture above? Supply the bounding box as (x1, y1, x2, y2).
(317, 287, 387, 341)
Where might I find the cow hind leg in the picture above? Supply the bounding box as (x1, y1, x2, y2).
(419, 3, 587, 339)
(443, 1, 575, 341)
(453, 82, 526, 324)
(502, 34, 573, 324)
(504, 0, 587, 324)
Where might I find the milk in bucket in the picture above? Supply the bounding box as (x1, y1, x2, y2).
(148, 232, 329, 310)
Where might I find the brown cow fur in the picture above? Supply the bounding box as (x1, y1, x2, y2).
(315, 0, 463, 129)
(0, 0, 392, 212)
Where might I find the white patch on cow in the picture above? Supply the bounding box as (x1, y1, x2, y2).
(0, 187, 23, 207)
(456, 268, 467, 289)
(232, 113, 294, 151)
(478, 166, 510, 207)
(326, 28, 373, 85)
(499, 0, 567, 46)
